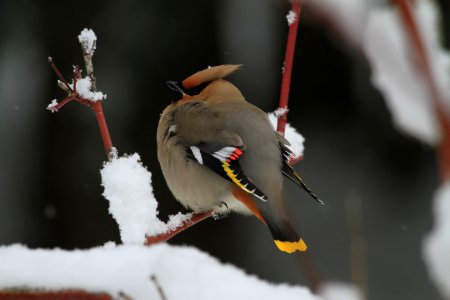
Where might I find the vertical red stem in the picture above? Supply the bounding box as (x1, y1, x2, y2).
(392, 0, 450, 180)
(277, 0, 303, 136)
(92, 101, 113, 157)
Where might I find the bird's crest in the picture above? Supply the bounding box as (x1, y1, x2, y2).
(182, 65, 242, 90)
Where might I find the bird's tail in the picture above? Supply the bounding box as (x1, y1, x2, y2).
(231, 187, 306, 253)
(260, 209, 307, 253)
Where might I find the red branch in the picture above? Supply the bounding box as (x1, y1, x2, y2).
(276, 0, 303, 137)
(92, 101, 114, 158)
(392, 0, 450, 180)
(48, 59, 113, 158)
(145, 211, 213, 245)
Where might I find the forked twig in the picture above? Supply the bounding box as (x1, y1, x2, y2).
(48, 30, 113, 159)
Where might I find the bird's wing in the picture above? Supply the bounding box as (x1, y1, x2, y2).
(277, 134, 323, 205)
(187, 142, 268, 202)
(171, 100, 268, 202)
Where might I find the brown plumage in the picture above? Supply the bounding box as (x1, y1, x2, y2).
(157, 65, 319, 253)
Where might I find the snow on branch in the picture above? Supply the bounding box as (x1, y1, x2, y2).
(286, 10, 297, 25)
(269, 111, 305, 160)
(364, 7, 437, 144)
(363, 1, 450, 145)
(78, 28, 97, 82)
(47, 28, 112, 157)
(69, 76, 106, 102)
(100, 154, 195, 244)
(78, 28, 97, 56)
(0, 243, 319, 300)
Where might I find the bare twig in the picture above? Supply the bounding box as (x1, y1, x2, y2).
(118, 291, 134, 300)
(150, 275, 167, 300)
(48, 57, 73, 92)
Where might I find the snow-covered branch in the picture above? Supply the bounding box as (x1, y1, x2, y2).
(47, 28, 113, 158)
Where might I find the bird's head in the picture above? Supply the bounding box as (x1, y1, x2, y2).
(166, 64, 242, 102)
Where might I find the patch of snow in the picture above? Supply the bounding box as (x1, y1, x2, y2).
(100, 154, 193, 243)
(101, 153, 165, 243)
(363, 3, 444, 145)
(286, 10, 297, 25)
(78, 28, 97, 55)
(423, 181, 450, 299)
(69, 77, 106, 102)
(274, 107, 289, 118)
(165, 212, 194, 232)
(0, 243, 319, 300)
(47, 99, 58, 112)
(414, 0, 450, 113)
(319, 282, 363, 300)
(268, 111, 305, 159)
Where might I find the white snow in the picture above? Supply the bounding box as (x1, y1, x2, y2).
(319, 282, 363, 300)
(69, 76, 106, 102)
(0, 243, 318, 300)
(165, 212, 194, 232)
(46, 99, 58, 111)
(78, 28, 97, 55)
(274, 107, 289, 118)
(414, 0, 450, 114)
(363, 1, 450, 145)
(100, 154, 193, 243)
(101, 153, 164, 243)
(423, 181, 450, 299)
(268, 111, 305, 159)
(286, 10, 297, 25)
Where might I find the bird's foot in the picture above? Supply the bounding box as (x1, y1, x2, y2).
(212, 202, 230, 220)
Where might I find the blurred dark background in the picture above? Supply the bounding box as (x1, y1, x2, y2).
(0, 1, 449, 299)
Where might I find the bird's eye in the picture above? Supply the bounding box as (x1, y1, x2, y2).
(166, 80, 212, 102)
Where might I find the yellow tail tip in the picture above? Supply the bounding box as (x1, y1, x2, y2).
(274, 239, 307, 253)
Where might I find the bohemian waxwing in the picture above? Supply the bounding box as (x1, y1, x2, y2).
(157, 65, 322, 253)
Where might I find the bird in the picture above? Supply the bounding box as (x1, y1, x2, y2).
(157, 65, 322, 253)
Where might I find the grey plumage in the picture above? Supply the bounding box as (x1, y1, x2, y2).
(157, 65, 317, 253)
